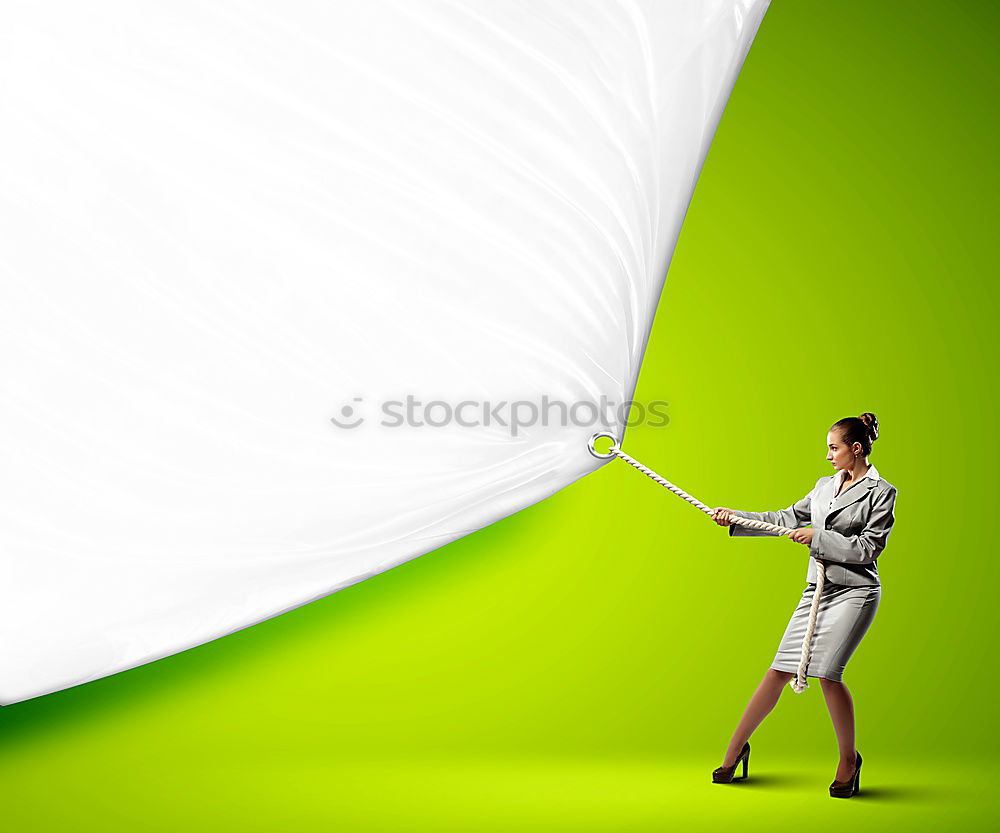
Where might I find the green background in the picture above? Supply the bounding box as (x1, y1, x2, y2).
(4, 1, 998, 829)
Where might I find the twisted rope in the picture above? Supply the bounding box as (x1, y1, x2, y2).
(604, 441, 825, 694)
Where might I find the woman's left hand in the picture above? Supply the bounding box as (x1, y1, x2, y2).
(788, 528, 814, 545)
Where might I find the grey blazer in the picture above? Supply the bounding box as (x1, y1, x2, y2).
(728, 472, 898, 586)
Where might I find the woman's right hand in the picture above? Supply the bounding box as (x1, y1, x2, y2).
(711, 507, 734, 527)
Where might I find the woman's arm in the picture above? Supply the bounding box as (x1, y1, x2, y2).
(725, 480, 820, 537)
(810, 486, 897, 565)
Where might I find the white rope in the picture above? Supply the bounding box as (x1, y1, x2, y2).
(598, 439, 825, 694)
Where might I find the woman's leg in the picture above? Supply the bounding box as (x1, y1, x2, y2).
(721, 668, 795, 766)
(819, 677, 857, 781)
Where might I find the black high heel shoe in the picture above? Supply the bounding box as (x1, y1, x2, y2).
(829, 750, 862, 798)
(712, 741, 750, 783)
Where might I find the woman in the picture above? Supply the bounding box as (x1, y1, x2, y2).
(708, 412, 897, 798)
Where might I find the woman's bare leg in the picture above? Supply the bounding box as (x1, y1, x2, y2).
(721, 668, 795, 766)
(820, 677, 857, 781)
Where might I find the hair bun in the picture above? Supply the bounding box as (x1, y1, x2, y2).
(859, 412, 879, 442)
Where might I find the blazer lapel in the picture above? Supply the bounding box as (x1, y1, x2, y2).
(827, 475, 876, 517)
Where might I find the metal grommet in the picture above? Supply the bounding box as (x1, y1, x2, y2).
(587, 431, 619, 459)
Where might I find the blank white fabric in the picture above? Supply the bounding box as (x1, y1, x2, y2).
(0, 0, 771, 705)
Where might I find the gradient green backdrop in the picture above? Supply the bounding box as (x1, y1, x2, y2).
(4, 2, 998, 830)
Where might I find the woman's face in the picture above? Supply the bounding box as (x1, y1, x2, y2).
(826, 430, 861, 471)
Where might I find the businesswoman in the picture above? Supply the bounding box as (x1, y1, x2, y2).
(708, 412, 897, 798)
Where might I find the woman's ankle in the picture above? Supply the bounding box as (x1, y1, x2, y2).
(723, 741, 745, 767)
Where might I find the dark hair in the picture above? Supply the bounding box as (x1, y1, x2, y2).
(831, 412, 879, 457)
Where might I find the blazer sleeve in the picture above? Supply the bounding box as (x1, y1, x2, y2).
(727, 480, 819, 537)
(810, 485, 897, 565)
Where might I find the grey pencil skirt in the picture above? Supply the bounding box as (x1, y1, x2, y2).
(770, 582, 881, 683)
